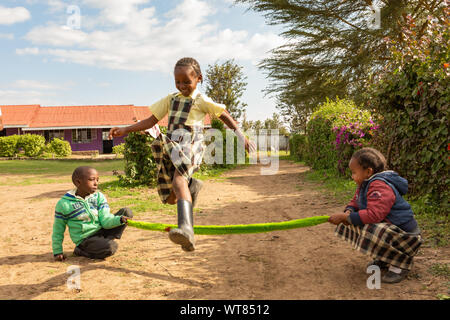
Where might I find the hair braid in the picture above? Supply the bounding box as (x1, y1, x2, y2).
(174, 57, 202, 83)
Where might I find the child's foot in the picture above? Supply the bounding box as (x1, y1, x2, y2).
(367, 259, 389, 270)
(381, 265, 409, 284)
(189, 178, 203, 208)
(169, 228, 195, 252)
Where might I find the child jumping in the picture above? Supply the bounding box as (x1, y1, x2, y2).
(109, 57, 256, 252)
(328, 147, 422, 284)
(52, 166, 133, 260)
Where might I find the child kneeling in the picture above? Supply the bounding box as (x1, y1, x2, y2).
(328, 148, 422, 284)
(52, 166, 133, 261)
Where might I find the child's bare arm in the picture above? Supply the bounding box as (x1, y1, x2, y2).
(218, 112, 256, 153)
(109, 115, 159, 139)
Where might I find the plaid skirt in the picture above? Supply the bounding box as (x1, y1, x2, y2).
(150, 130, 204, 203)
(335, 223, 423, 270)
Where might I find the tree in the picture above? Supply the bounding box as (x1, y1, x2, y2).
(204, 59, 248, 121)
(240, 112, 289, 135)
(263, 112, 289, 135)
(235, 0, 446, 129)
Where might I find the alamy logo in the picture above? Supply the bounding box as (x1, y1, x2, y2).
(366, 265, 381, 289)
(67, 265, 81, 291)
(66, 5, 81, 30)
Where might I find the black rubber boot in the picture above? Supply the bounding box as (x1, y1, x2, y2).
(169, 199, 195, 252)
(382, 268, 409, 284)
(189, 178, 203, 208)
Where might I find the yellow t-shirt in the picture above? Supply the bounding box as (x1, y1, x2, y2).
(148, 88, 226, 126)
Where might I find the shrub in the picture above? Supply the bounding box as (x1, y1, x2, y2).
(17, 134, 46, 157)
(48, 138, 72, 157)
(367, 13, 449, 206)
(305, 97, 375, 174)
(0, 135, 21, 157)
(289, 134, 307, 161)
(112, 143, 125, 155)
(119, 131, 158, 186)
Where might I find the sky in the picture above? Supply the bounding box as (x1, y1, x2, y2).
(0, 0, 287, 122)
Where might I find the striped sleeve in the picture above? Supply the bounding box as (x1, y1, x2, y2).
(52, 200, 67, 255)
(97, 192, 122, 229)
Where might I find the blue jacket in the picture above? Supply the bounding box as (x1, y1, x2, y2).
(349, 171, 418, 232)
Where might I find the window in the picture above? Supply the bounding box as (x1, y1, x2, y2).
(72, 129, 97, 143)
(44, 130, 64, 142)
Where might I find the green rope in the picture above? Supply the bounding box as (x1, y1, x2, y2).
(127, 215, 330, 235)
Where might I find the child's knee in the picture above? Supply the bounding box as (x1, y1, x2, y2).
(116, 207, 133, 219)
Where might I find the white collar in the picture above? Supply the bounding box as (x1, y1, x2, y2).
(68, 188, 96, 200)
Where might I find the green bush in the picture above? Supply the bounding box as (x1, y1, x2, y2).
(289, 134, 307, 161)
(48, 138, 72, 157)
(112, 143, 125, 155)
(17, 134, 46, 157)
(0, 135, 21, 157)
(305, 98, 373, 173)
(367, 14, 449, 207)
(119, 132, 158, 186)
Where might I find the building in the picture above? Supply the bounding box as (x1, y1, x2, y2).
(0, 105, 212, 154)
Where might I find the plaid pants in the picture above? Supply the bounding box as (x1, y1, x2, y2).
(335, 222, 423, 270)
(150, 95, 204, 203)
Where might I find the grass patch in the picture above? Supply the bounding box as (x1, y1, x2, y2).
(193, 163, 243, 181)
(301, 168, 356, 203)
(0, 159, 124, 186)
(278, 150, 304, 163)
(0, 159, 124, 176)
(99, 179, 176, 216)
(428, 263, 450, 279)
(408, 195, 449, 247)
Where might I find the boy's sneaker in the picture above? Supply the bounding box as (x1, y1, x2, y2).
(367, 259, 389, 270)
(381, 266, 409, 284)
(189, 178, 203, 208)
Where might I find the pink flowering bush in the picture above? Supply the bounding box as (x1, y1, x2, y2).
(306, 97, 376, 175)
(332, 118, 379, 174)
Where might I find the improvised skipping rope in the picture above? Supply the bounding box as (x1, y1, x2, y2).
(127, 215, 330, 235)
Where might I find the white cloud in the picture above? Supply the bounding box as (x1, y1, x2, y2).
(0, 80, 73, 105)
(12, 80, 65, 90)
(25, 24, 87, 47)
(0, 33, 14, 40)
(0, 89, 74, 106)
(20, 0, 285, 73)
(0, 6, 31, 25)
(16, 47, 40, 55)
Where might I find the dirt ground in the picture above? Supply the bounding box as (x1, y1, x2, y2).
(0, 160, 448, 300)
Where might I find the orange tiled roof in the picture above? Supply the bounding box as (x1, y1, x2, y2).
(0, 104, 212, 129)
(0, 105, 40, 126)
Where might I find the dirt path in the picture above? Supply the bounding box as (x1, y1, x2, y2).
(0, 160, 448, 299)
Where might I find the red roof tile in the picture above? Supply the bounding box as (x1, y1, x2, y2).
(0, 104, 212, 129)
(0, 105, 40, 127)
